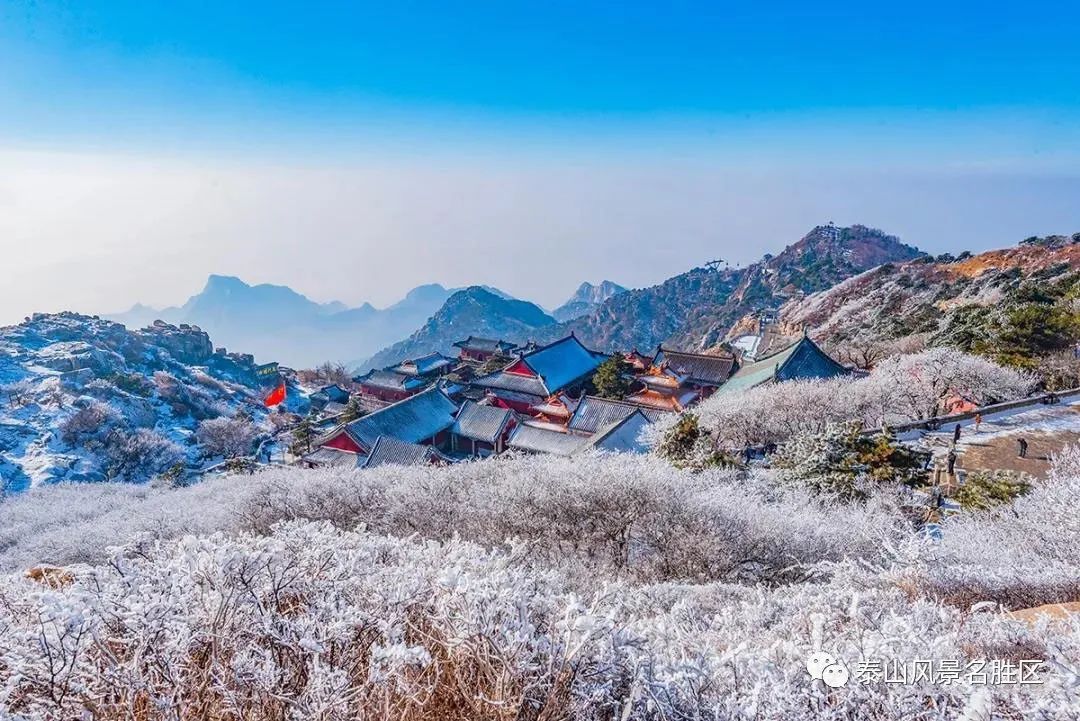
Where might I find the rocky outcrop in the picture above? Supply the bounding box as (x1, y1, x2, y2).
(137, 320, 214, 365)
(0, 312, 279, 491)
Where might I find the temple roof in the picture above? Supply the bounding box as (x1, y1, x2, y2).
(624, 388, 699, 412)
(530, 392, 579, 417)
(568, 396, 669, 434)
(310, 384, 350, 404)
(471, 371, 549, 398)
(452, 400, 515, 443)
(301, 446, 363, 468)
(453, 336, 518, 353)
(507, 424, 589, 456)
(362, 436, 439, 469)
(581, 410, 653, 454)
(354, 369, 427, 392)
(472, 335, 604, 398)
(716, 335, 847, 395)
(340, 386, 459, 450)
(653, 347, 735, 386)
(390, 352, 455, 377)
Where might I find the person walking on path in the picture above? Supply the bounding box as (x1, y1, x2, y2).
(946, 449, 957, 476)
(1017, 437, 1029, 459)
(974, 413, 982, 433)
(953, 423, 962, 443)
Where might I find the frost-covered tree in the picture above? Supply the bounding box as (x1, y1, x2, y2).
(772, 423, 927, 501)
(866, 347, 1035, 421)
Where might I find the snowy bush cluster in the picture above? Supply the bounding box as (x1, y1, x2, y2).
(0, 450, 1077, 719)
(657, 348, 1036, 452)
(0, 455, 896, 583)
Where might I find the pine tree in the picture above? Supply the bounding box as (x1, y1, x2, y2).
(591, 354, 632, 399)
(290, 416, 315, 455)
(339, 396, 366, 423)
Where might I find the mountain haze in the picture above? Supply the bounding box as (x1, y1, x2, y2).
(109, 278, 490, 368)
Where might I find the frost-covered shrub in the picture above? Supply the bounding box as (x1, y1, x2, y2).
(152, 370, 225, 420)
(773, 424, 927, 501)
(195, 415, 259, 459)
(101, 429, 184, 483)
(1, 450, 1079, 718)
(895, 447, 1080, 610)
(58, 402, 125, 448)
(0, 455, 897, 585)
(0, 522, 1076, 721)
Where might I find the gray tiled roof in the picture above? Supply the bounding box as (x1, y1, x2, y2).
(579, 410, 653, 454)
(655, 348, 735, 386)
(568, 396, 669, 434)
(362, 436, 436, 469)
(470, 371, 549, 398)
(507, 424, 589, 456)
(451, 400, 513, 443)
(342, 387, 459, 450)
(355, 369, 426, 392)
(391, 353, 454, 377)
(453, 336, 517, 353)
(301, 446, 363, 468)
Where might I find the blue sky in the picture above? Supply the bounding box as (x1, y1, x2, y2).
(0, 1, 1079, 321)
(3, 1, 1079, 153)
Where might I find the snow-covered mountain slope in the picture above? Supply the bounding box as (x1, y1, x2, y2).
(0, 313, 296, 492)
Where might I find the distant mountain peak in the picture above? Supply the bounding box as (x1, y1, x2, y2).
(552, 280, 627, 322)
(201, 274, 250, 293)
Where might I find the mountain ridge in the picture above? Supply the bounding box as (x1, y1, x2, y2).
(359, 287, 556, 370)
(779, 233, 1080, 364)
(550, 224, 923, 353)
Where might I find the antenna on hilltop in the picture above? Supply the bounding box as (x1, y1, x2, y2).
(705, 259, 726, 271)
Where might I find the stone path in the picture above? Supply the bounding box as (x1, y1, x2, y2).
(918, 399, 1080, 479)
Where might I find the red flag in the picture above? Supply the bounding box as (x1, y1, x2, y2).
(264, 381, 286, 407)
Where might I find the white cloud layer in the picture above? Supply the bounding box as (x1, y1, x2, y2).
(1, 147, 1079, 325)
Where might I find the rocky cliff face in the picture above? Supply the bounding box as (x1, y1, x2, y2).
(137, 320, 215, 365)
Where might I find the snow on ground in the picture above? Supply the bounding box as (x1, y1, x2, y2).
(917, 397, 1080, 478)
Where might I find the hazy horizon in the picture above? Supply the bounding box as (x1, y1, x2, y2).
(2, 2, 1079, 325)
